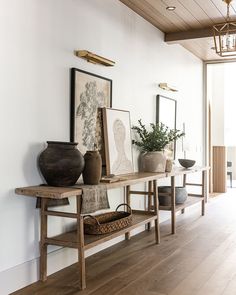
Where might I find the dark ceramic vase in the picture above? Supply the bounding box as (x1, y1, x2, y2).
(38, 141, 85, 187)
(158, 186, 188, 206)
(82, 150, 102, 185)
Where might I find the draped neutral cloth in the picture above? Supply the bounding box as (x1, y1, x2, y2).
(75, 184, 110, 214)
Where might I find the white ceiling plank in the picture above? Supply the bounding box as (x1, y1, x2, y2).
(210, 0, 236, 21)
(179, 39, 208, 60)
(179, 38, 215, 61)
(193, 0, 225, 22)
(177, 0, 214, 27)
(229, 1, 236, 14)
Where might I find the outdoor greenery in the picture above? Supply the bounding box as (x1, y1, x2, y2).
(132, 119, 185, 152)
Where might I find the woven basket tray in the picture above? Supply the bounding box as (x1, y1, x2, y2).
(84, 203, 132, 235)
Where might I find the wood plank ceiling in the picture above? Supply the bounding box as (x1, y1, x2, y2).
(119, 0, 236, 61)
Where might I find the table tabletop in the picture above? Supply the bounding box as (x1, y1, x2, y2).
(15, 166, 209, 199)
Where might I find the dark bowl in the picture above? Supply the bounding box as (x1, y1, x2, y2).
(178, 159, 196, 169)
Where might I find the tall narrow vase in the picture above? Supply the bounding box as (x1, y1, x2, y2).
(82, 150, 102, 185)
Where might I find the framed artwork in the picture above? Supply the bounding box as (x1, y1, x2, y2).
(70, 68, 112, 167)
(156, 95, 177, 159)
(103, 108, 134, 176)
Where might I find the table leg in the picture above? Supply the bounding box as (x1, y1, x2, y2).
(40, 198, 48, 282)
(181, 174, 186, 214)
(77, 195, 86, 290)
(153, 180, 160, 244)
(171, 176, 176, 234)
(147, 181, 152, 231)
(125, 185, 131, 240)
(201, 171, 206, 216)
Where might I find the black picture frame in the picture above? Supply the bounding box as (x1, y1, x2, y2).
(156, 95, 177, 159)
(70, 68, 112, 167)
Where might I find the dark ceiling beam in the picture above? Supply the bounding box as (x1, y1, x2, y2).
(165, 27, 214, 43)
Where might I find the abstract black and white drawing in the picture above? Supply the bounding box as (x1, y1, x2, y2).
(70, 68, 112, 165)
(103, 108, 133, 176)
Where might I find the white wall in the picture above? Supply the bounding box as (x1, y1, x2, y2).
(207, 64, 225, 146)
(0, 0, 203, 293)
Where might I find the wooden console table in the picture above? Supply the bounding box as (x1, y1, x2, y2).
(15, 172, 164, 290)
(15, 167, 208, 290)
(149, 166, 209, 234)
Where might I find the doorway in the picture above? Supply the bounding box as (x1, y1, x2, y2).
(206, 62, 236, 193)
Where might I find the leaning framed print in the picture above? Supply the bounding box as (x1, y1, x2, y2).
(70, 68, 112, 167)
(103, 108, 134, 176)
(156, 95, 177, 159)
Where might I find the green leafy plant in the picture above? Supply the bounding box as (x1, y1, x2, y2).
(132, 119, 185, 152)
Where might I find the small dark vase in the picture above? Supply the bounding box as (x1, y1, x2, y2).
(82, 151, 102, 185)
(38, 141, 85, 187)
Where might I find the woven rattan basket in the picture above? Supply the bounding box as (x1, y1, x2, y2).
(84, 203, 132, 235)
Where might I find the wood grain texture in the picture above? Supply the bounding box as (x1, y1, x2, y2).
(178, 0, 215, 26)
(159, 196, 204, 211)
(40, 198, 48, 282)
(162, 0, 202, 29)
(13, 191, 236, 295)
(171, 176, 176, 234)
(147, 180, 153, 231)
(147, 0, 191, 31)
(213, 146, 227, 193)
(119, 0, 236, 61)
(14, 167, 209, 291)
(15, 168, 208, 200)
(77, 195, 86, 290)
(125, 185, 131, 241)
(119, 0, 176, 32)
(165, 166, 209, 177)
(15, 186, 82, 199)
(45, 212, 158, 251)
(165, 27, 214, 42)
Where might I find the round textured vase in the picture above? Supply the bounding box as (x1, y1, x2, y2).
(158, 186, 188, 205)
(38, 141, 85, 187)
(140, 151, 166, 172)
(82, 150, 102, 185)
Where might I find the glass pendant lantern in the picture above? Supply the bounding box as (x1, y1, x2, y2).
(213, 0, 236, 57)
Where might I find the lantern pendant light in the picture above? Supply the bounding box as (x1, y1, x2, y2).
(213, 0, 236, 57)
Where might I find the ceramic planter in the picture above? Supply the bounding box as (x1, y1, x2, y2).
(140, 151, 166, 172)
(158, 186, 188, 205)
(38, 141, 84, 186)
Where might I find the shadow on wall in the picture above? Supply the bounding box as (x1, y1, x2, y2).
(23, 142, 45, 185)
(0, 187, 40, 274)
(22, 142, 76, 254)
(22, 143, 43, 269)
(0, 141, 43, 272)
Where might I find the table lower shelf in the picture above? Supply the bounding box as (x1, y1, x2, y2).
(159, 196, 204, 212)
(45, 211, 157, 250)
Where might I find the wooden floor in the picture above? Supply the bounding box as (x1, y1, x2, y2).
(12, 190, 236, 295)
